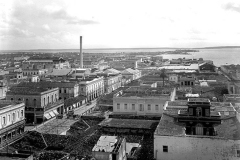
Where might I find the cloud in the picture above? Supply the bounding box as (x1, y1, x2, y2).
(42, 24, 50, 31)
(1, 28, 35, 38)
(47, 8, 98, 25)
(223, 2, 240, 13)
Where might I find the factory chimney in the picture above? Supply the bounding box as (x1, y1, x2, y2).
(80, 36, 83, 68)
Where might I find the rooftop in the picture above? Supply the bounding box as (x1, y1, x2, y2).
(0, 100, 23, 110)
(92, 136, 120, 153)
(7, 86, 53, 95)
(99, 118, 157, 129)
(155, 113, 240, 140)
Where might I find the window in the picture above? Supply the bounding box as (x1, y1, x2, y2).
(12, 113, 15, 122)
(205, 109, 210, 116)
(11, 98, 13, 101)
(155, 105, 159, 111)
(196, 107, 202, 117)
(117, 103, 120, 110)
(25, 99, 28, 106)
(3, 117, 6, 125)
(64, 89, 67, 93)
(132, 104, 135, 110)
(124, 104, 127, 110)
(44, 98, 46, 105)
(237, 150, 240, 157)
(59, 89, 62, 93)
(139, 104, 144, 111)
(18, 98, 21, 101)
(48, 96, 49, 104)
(163, 146, 168, 152)
(33, 99, 37, 107)
(148, 104, 151, 110)
(21, 110, 23, 117)
(18, 111, 19, 118)
(8, 115, 10, 122)
(189, 108, 193, 115)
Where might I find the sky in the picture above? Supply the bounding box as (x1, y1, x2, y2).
(1, 0, 240, 50)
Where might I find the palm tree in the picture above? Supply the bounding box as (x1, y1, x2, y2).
(159, 68, 167, 87)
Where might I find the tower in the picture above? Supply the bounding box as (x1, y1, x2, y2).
(80, 36, 83, 68)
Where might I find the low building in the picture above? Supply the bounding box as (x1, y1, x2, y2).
(22, 69, 48, 77)
(6, 84, 64, 124)
(47, 69, 73, 80)
(199, 62, 216, 73)
(92, 136, 127, 160)
(0, 100, 25, 148)
(154, 98, 240, 160)
(79, 76, 104, 101)
(113, 87, 176, 116)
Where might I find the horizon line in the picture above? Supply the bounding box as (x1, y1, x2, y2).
(1, 45, 240, 51)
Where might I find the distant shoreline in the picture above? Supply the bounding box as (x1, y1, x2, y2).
(1, 46, 240, 52)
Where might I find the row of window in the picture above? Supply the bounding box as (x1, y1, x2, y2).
(1, 110, 24, 126)
(117, 103, 159, 111)
(11, 94, 58, 107)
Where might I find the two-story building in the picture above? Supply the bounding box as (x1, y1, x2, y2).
(6, 84, 64, 124)
(79, 76, 104, 101)
(121, 68, 141, 82)
(113, 87, 176, 116)
(97, 73, 122, 94)
(0, 100, 25, 148)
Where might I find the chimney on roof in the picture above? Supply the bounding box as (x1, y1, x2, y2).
(80, 36, 83, 68)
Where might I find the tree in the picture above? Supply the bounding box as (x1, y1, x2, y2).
(159, 68, 167, 87)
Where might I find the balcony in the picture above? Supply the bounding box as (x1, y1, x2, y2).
(0, 119, 25, 135)
(44, 99, 64, 111)
(178, 110, 221, 118)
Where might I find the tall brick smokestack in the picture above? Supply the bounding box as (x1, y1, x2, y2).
(80, 36, 83, 68)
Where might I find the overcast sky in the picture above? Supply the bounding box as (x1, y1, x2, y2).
(1, 0, 240, 50)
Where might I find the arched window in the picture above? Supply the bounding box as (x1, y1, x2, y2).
(33, 99, 37, 107)
(11, 98, 13, 101)
(196, 107, 202, 117)
(18, 98, 21, 101)
(12, 113, 15, 122)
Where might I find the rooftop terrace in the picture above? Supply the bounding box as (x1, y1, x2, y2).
(155, 113, 240, 140)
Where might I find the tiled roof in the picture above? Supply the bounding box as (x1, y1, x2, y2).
(17, 81, 77, 88)
(99, 118, 156, 129)
(7, 86, 50, 95)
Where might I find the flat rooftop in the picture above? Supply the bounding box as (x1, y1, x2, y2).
(99, 118, 157, 129)
(35, 119, 77, 134)
(155, 113, 240, 140)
